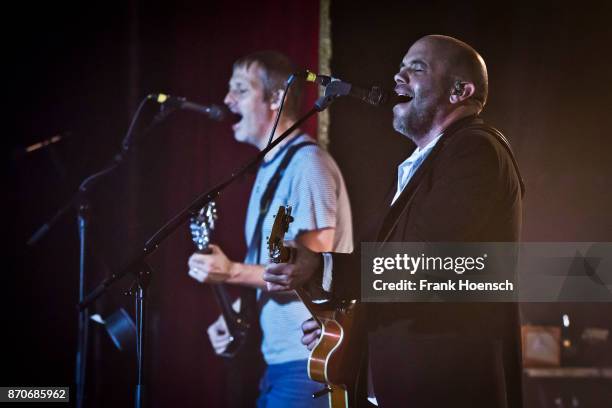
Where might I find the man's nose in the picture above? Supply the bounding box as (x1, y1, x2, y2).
(394, 71, 407, 84)
(223, 92, 233, 106)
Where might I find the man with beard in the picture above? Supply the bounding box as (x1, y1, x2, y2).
(187, 51, 353, 407)
(263, 35, 524, 407)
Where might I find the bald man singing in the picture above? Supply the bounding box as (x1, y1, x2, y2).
(264, 35, 524, 407)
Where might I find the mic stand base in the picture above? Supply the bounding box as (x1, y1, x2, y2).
(126, 261, 152, 408)
(75, 198, 90, 408)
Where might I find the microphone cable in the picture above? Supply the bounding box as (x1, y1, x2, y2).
(265, 74, 295, 148)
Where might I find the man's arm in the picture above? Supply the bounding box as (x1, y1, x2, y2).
(188, 228, 335, 289)
(188, 245, 267, 289)
(297, 228, 335, 252)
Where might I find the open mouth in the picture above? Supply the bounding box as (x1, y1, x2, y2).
(229, 112, 243, 129)
(395, 94, 413, 104)
(393, 87, 413, 106)
(391, 93, 413, 107)
(229, 112, 242, 124)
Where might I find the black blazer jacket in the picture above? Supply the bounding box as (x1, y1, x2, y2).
(330, 115, 524, 407)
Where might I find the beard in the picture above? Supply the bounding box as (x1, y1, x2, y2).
(393, 83, 449, 142)
(393, 96, 439, 142)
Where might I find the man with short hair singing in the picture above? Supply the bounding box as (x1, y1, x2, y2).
(188, 50, 353, 407)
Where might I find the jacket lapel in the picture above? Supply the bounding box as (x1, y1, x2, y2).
(375, 115, 481, 242)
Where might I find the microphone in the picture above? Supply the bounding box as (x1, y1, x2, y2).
(325, 79, 410, 108)
(289, 70, 333, 86)
(149, 93, 226, 121)
(294, 70, 409, 107)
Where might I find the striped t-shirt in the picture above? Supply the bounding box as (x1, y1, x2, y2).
(244, 133, 353, 365)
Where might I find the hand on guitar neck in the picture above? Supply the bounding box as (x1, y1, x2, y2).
(188, 244, 236, 284)
(264, 239, 323, 292)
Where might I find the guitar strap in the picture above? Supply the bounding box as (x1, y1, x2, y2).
(239, 139, 317, 316)
(251, 139, 317, 262)
(464, 123, 525, 196)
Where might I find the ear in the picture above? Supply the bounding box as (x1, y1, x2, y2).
(269, 89, 285, 111)
(449, 82, 476, 104)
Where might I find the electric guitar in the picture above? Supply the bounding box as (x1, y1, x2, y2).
(267, 205, 364, 407)
(190, 202, 249, 358)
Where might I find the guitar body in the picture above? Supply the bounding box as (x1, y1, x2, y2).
(307, 302, 363, 387)
(294, 292, 364, 408)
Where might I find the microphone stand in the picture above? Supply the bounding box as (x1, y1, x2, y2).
(25, 95, 159, 408)
(78, 93, 337, 408)
(75, 161, 122, 408)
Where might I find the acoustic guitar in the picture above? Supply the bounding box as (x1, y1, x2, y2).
(267, 205, 364, 407)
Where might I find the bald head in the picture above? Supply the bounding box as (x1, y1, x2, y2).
(393, 35, 490, 145)
(415, 35, 488, 108)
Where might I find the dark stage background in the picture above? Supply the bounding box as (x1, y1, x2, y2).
(8, 1, 319, 407)
(7, 0, 612, 407)
(327, 1, 612, 406)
